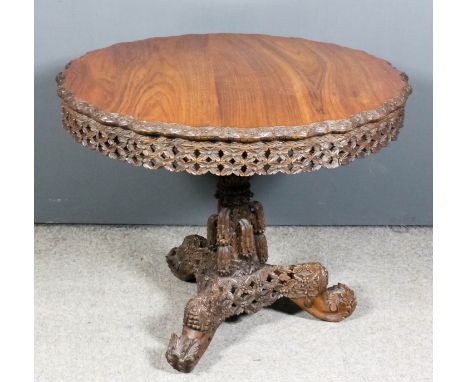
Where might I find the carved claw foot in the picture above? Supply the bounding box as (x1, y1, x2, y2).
(165, 326, 216, 373)
(163, 176, 358, 372)
(276, 263, 356, 322)
(166, 235, 208, 281)
(291, 282, 357, 322)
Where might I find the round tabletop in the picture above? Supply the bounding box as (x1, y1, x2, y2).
(57, 33, 411, 176)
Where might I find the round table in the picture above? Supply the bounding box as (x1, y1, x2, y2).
(57, 33, 411, 372)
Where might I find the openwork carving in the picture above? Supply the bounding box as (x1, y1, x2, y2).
(56, 38, 410, 374)
(164, 176, 356, 372)
(61, 105, 405, 177)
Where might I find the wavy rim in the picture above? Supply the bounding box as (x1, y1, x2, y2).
(56, 59, 411, 143)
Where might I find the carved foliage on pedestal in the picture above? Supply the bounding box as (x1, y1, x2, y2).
(174, 262, 336, 334)
(165, 176, 357, 372)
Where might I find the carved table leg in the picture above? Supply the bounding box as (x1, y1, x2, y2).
(282, 264, 357, 322)
(166, 292, 221, 373)
(290, 283, 357, 322)
(163, 176, 357, 372)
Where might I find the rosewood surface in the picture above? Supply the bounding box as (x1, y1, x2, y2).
(58, 33, 410, 142)
(56, 33, 411, 373)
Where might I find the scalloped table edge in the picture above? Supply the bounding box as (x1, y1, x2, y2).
(56, 63, 411, 144)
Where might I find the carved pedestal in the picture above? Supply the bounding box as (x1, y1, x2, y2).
(165, 176, 356, 372)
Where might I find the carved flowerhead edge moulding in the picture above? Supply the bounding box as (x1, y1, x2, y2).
(56, 34, 411, 372)
(56, 68, 411, 144)
(57, 34, 411, 176)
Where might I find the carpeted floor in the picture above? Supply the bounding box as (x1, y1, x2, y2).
(35, 225, 432, 382)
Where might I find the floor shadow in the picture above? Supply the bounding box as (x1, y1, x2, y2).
(134, 232, 298, 374)
(129, 226, 364, 373)
(268, 297, 303, 315)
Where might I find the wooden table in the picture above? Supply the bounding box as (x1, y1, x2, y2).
(57, 33, 411, 372)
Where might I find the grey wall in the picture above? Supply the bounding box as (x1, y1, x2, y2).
(35, 0, 432, 225)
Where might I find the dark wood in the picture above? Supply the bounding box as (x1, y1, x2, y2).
(60, 105, 406, 176)
(58, 33, 410, 142)
(56, 34, 412, 373)
(165, 176, 356, 372)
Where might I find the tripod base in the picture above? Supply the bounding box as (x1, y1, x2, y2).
(165, 176, 356, 372)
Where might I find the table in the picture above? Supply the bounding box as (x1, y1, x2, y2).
(57, 33, 411, 372)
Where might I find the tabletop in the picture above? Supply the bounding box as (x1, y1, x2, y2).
(57, 33, 411, 176)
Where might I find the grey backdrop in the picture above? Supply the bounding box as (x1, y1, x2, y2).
(35, 0, 432, 225)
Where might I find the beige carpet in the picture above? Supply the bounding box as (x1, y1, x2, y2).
(35, 225, 432, 381)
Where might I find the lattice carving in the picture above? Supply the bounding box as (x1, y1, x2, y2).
(56, 40, 409, 374)
(61, 105, 405, 177)
(164, 176, 356, 372)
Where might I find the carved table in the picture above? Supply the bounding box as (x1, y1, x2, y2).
(57, 33, 411, 372)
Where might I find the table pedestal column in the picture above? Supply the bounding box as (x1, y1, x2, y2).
(165, 175, 356, 372)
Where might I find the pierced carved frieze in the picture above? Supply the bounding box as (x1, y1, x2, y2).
(61, 105, 405, 177)
(55, 35, 410, 374)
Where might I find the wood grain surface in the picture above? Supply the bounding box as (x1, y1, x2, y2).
(62, 34, 406, 129)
